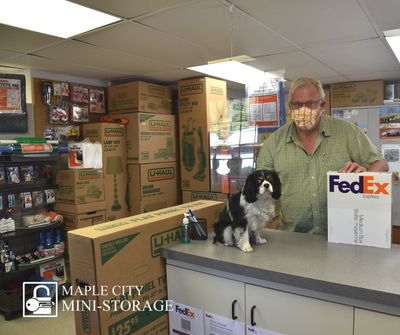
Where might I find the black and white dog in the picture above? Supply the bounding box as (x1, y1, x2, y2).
(213, 170, 281, 252)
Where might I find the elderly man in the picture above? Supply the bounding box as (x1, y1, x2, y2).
(256, 77, 388, 234)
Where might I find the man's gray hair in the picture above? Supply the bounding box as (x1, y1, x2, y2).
(289, 77, 325, 102)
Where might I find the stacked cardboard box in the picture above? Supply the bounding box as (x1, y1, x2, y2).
(111, 113, 177, 165)
(68, 200, 224, 335)
(108, 81, 172, 115)
(178, 77, 228, 202)
(108, 81, 178, 215)
(82, 123, 129, 221)
(55, 168, 107, 284)
(55, 169, 106, 230)
(127, 162, 178, 215)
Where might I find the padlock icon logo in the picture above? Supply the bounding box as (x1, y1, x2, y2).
(23, 282, 58, 318)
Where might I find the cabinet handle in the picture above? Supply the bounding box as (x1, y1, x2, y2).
(231, 299, 237, 320)
(250, 305, 256, 326)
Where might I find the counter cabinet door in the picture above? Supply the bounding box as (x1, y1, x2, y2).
(245, 284, 353, 335)
(354, 308, 400, 335)
(166, 264, 245, 322)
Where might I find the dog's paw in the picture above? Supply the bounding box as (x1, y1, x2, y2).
(240, 243, 253, 253)
(256, 237, 267, 245)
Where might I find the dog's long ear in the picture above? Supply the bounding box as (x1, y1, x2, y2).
(271, 171, 281, 200)
(243, 172, 258, 203)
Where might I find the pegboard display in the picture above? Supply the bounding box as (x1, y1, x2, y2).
(33, 78, 107, 142)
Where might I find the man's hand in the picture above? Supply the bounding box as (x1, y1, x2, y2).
(338, 161, 367, 173)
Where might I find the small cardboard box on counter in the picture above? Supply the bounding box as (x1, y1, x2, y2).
(330, 80, 384, 107)
(56, 169, 104, 204)
(178, 77, 227, 191)
(108, 81, 172, 114)
(55, 201, 106, 229)
(127, 162, 178, 215)
(112, 113, 177, 164)
(82, 123, 129, 221)
(327, 172, 392, 248)
(68, 200, 224, 335)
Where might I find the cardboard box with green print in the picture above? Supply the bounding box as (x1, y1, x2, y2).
(82, 123, 129, 221)
(112, 113, 177, 164)
(68, 200, 224, 335)
(178, 77, 228, 191)
(56, 169, 104, 204)
(127, 162, 178, 215)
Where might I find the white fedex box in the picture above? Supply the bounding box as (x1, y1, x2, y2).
(327, 172, 392, 248)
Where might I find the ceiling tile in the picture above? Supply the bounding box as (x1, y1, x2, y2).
(307, 38, 400, 76)
(138, 0, 295, 58)
(0, 24, 61, 53)
(348, 70, 400, 82)
(253, 51, 340, 79)
(233, 0, 378, 47)
(71, 0, 191, 18)
(33, 40, 175, 75)
(363, 0, 400, 32)
(2, 54, 126, 80)
(78, 21, 218, 67)
(143, 68, 200, 83)
(0, 49, 23, 61)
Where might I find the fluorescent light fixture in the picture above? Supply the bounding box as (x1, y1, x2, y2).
(208, 54, 256, 64)
(384, 29, 400, 63)
(0, 0, 120, 38)
(188, 60, 266, 85)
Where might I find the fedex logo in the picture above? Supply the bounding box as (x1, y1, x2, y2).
(175, 304, 195, 319)
(329, 175, 389, 195)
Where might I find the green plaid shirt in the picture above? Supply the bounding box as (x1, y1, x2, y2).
(256, 115, 383, 234)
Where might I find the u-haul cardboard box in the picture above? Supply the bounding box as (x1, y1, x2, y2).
(68, 200, 224, 335)
(56, 169, 104, 204)
(178, 77, 227, 191)
(127, 162, 178, 215)
(108, 81, 172, 114)
(83, 123, 129, 221)
(112, 113, 177, 164)
(327, 172, 392, 248)
(55, 201, 106, 229)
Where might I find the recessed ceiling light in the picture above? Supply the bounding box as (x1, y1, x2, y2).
(187, 60, 280, 85)
(0, 0, 120, 38)
(384, 29, 400, 63)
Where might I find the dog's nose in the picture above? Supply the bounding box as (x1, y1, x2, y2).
(264, 182, 270, 188)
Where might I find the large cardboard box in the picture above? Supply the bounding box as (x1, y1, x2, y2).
(108, 81, 172, 114)
(82, 123, 129, 221)
(178, 77, 227, 191)
(327, 172, 392, 248)
(112, 113, 177, 164)
(55, 201, 106, 229)
(330, 80, 384, 107)
(127, 162, 178, 215)
(182, 190, 228, 203)
(56, 169, 104, 204)
(68, 200, 224, 335)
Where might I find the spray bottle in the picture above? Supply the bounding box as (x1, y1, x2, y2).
(182, 213, 190, 244)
